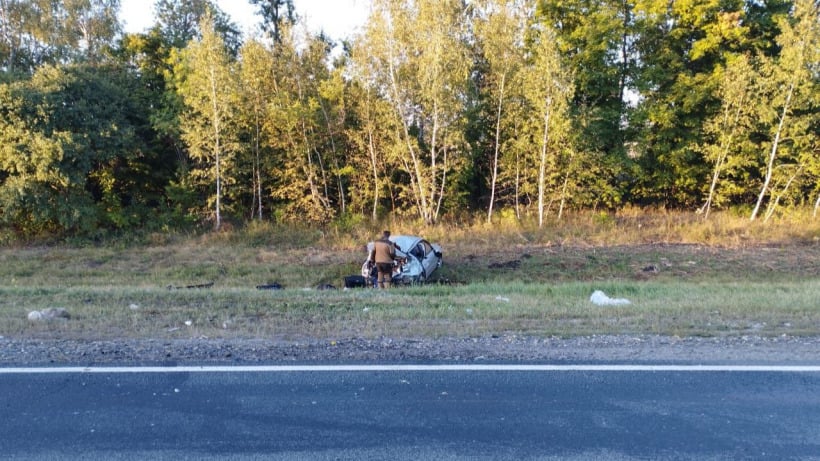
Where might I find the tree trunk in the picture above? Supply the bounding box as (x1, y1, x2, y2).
(515, 150, 521, 220)
(558, 150, 575, 221)
(367, 128, 379, 221)
(435, 145, 448, 221)
(751, 80, 795, 221)
(319, 99, 345, 214)
(764, 165, 803, 223)
(487, 74, 505, 224)
(254, 117, 263, 220)
(537, 97, 552, 228)
(701, 93, 745, 219)
(814, 193, 820, 218)
(388, 56, 428, 221)
(209, 66, 222, 231)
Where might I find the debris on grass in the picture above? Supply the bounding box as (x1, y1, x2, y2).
(27, 307, 71, 321)
(168, 282, 214, 290)
(256, 283, 283, 290)
(590, 290, 631, 306)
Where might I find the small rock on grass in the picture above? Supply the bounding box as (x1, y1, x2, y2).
(27, 308, 71, 322)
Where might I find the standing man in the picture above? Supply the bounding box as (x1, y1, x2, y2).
(369, 230, 400, 289)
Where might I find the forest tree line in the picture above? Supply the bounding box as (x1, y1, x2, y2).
(0, 0, 818, 239)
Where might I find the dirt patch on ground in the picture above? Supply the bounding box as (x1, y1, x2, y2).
(439, 242, 820, 284)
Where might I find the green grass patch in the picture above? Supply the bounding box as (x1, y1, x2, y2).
(2, 210, 820, 340)
(1, 280, 818, 340)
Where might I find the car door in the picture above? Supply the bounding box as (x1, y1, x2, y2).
(417, 240, 437, 276)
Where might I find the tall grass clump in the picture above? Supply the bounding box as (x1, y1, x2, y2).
(222, 221, 326, 248)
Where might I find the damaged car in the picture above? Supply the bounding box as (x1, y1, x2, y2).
(359, 235, 443, 285)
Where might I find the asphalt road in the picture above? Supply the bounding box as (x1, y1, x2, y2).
(1, 365, 819, 460)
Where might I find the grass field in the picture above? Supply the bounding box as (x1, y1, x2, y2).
(2, 210, 819, 340)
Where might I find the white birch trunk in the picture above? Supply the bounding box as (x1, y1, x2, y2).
(209, 66, 222, 231)
(537, 97, 552, 228)
(751, 80, 795, 221)
(764, 165, 803, 222)
(367, 128, 380, 221)
(700, 91, 745, 219)
(387, 55, 428, 221)
(814, 193, 820, 218)
(488, 74, 505, 223)
(255, 122, 263, 220)
(558, 150, 575, 221)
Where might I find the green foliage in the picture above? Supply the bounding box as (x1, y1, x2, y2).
(536, 0, 631, 157)
(0, 0, 121, 73)
(0, 0, 818, 243)
(354, 0, 472, 225)
(697, 54, 760, 217)
(630, 0, 760, 207)
(749, 0, 820, 221)
(153, 0, 242, 55)
(248, 0, 295, 43)
(0, 64, 154, 238)
(332, 211, 366, 234)
(173, 12, 241, 231)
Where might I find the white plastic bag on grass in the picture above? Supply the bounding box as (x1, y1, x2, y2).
(590, 290, 631, 306)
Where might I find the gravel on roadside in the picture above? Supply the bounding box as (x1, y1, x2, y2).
(1, 334, 819, 366)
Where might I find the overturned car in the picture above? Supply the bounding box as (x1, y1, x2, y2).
(357, 235, 443, 286)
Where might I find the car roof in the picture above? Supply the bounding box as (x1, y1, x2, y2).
(390, 235, 423, 248)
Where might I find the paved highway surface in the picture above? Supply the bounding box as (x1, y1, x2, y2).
(1, 364, 819, 460)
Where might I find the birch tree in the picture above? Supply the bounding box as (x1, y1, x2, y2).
(174, 12, 239, 230)
(750, 0, 819, 221)
(313, 53, 349, 216)
(346, 31, 404, 220)
(267, 26, 335, 223)
(355, 0, 471, 225)
(473, 0, 528, 223)
(698, 54, 757, 219)
(631, 0, 752, 207)
(522, 20, 573, 227)
(537, 0, 633, 162)
(238, 38, 274, 220)
(0, 0, 121, 72)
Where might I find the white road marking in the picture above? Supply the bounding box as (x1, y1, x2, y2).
(0, 364, 819, 374)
